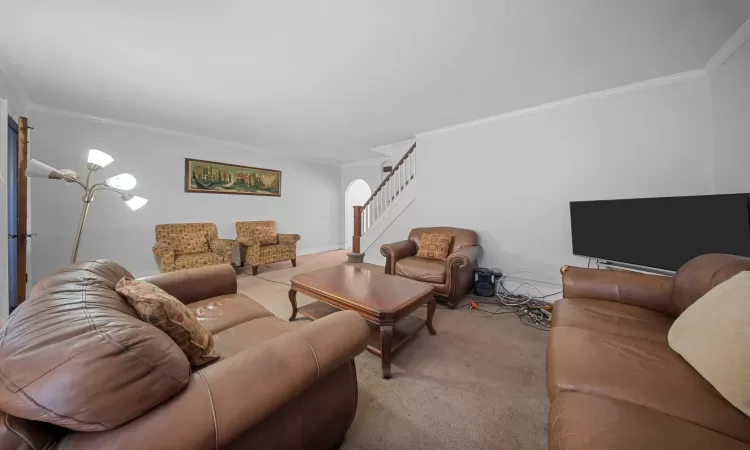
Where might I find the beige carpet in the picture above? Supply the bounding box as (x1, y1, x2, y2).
(236, 250, 549, 450)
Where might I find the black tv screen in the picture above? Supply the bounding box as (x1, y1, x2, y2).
(570, 194, 750, 271)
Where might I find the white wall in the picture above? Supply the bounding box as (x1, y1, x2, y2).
(29, 111, 343, 284)
(711, 38, 750, 194)
(344, 179, 372, 249)
(367, 74, 715, 292)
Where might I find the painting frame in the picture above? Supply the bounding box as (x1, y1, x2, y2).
(184, 158, 282, 197)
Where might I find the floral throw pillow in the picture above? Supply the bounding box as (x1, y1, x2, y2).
(116, 278, 219, 367)
(256, 228, 278, 246)
(416, 233, 452, 260)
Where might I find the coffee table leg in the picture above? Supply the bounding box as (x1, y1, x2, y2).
(380, 325, 393, 379)
(288, 289, 298, 321)
(426, 297, 437, 335)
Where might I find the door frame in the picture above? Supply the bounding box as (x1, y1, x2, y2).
(6, 115, 18, 313)
(1, 99, 8, 320)
(16, 117, 29, 308)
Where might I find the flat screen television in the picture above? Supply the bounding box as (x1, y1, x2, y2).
(570, 194, 750, 271)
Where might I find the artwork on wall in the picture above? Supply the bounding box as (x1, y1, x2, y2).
(185, 158, 281, 196)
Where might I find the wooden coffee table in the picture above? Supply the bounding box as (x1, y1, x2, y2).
(288, 264, 436, 379)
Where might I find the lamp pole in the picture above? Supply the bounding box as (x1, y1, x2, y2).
(67, 172, 133, 263)
(71, 193, 94, 263)
(26, 149, 148, 264)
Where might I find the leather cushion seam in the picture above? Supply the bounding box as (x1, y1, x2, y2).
(80, 280, 188, 385)
(299, 334, 321, 379)
(5, 414, 35, 450)
(198, 371, 220, 450)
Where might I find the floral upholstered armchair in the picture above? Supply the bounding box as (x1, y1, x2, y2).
(153, 223, 236, 273)
(235, 221, 300, 275)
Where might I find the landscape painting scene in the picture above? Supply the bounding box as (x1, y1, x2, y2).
(185, 158, 281, 196)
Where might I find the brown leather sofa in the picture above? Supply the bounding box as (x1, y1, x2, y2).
(0, 260, 369, 450)
(380, 227, 479, 308)
(548, 254, 750, 450)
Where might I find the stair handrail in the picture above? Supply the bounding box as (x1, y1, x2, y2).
(350, 142, 416, 254)
(361, 142, 416, 210)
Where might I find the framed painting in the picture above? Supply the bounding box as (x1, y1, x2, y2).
(185, 158, 281, 197)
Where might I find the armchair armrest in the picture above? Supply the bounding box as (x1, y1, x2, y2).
(209, 238, 237, 263)
(380, 240, 417, 274)
(152, 242, 174, 258)
(152, 242, 176, 273)
(57, 311, 369, 450)
(139, 264, 237, 305)
(561, 266, 675, 316)
(278, 233, 301, 244)
(447, 245, 480, 270)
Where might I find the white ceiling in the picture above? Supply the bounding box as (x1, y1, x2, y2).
(1, 1, 748, 163)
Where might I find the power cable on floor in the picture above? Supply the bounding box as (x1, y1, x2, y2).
(243, 270, 292, 286)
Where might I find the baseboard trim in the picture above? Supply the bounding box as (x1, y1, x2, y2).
(298, 245, 345, 256)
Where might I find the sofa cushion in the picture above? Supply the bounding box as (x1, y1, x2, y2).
(117, 278, 219, 367)
(188, 294, 275, 334)
(0, 260, 190, 432)
(671, 254, 750, 316)
(175, 252, 222, 270)
(669, 271, 750, 417)
(550, 392, 750, 450)
(415, 233, 452, 260)
(547, 326, 750, 443)
(166, 231, 209, 256)
(552, 298, 674, 343)
(395, 256, 446, 283)
(212, 316, 294, 357)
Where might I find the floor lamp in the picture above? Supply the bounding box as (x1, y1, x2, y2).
(27, 149, 148, 263)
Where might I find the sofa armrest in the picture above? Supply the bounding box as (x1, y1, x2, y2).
(278, 233, 300, 244)
(561, 266, 676, 316)
(139, 264, 237, 305)
(209, 239, 237, 263)
(152, 242, 174, 257)
(380, 240, 417, 274)
(152, 243, 176, 273)
(445, 246, 480, 300)
(56, 311, 369, 450)
(447, 245, 480, 269)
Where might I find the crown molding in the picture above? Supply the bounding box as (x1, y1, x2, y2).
(417, 69, 708, 137)
(29, 104, 343, 166)
(705, 17, 750, 73)
(0, 58, 34, 111)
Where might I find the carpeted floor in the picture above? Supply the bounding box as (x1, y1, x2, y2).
(235, 250, 549, 450)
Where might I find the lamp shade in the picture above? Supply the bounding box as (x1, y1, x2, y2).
(106, 173, 137, 190)
(27, 159, 64, 179)
(122, 195, 148, 211)
(87, 149, 113, 170)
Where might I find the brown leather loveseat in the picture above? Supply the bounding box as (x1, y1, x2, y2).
(380, 226, 479, 308)
(547, 254, 750, 450)
(0, 260, 369, 449)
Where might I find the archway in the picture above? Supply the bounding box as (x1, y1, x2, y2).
(344, 179, 372, 250)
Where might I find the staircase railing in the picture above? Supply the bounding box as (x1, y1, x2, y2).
(351, 142, 416, 253)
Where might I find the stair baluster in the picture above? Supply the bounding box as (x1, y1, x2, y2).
(351, 142, 416, 256)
